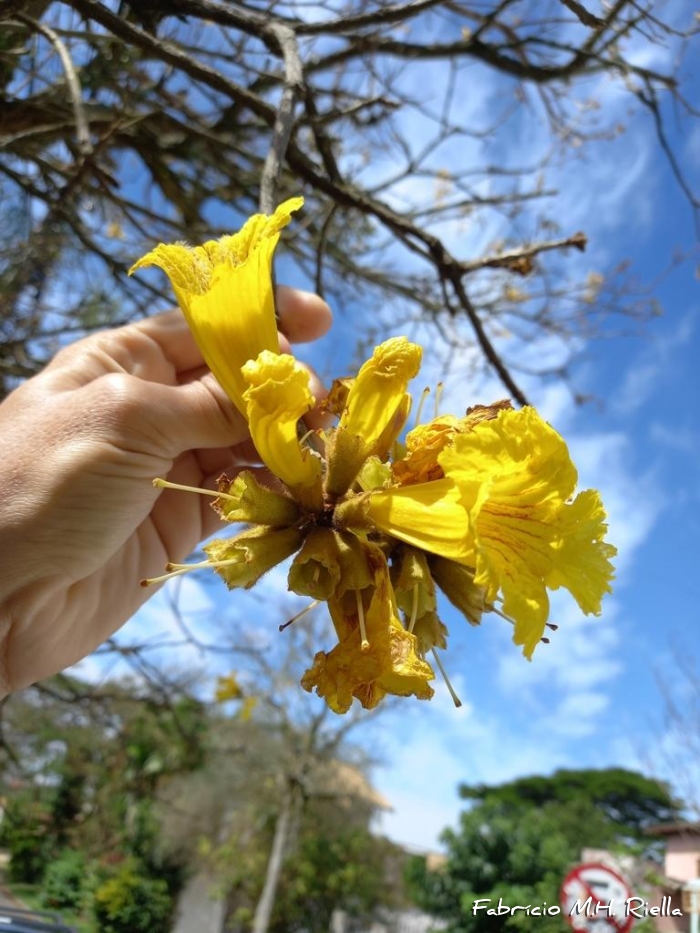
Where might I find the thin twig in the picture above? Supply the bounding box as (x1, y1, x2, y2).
(13, 12, 92, 156)
(460, 232, 587, 275)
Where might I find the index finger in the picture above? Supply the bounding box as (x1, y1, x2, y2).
(276, 286, 332, 344)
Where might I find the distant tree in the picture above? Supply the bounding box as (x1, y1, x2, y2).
(459, 767, 683, 837)
(407, 768, 683, 933)
(268, 818, 400, 933)
(0, 672, 206, 880)
(156, 615, 394, 933)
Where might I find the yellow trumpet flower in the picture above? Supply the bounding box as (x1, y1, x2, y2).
(129, 197, 302, 413)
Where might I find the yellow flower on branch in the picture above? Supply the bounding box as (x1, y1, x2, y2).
(138, 199, 617, 713)
(325, 336, 422, 496)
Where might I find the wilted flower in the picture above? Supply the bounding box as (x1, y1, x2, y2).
(132, 199, 616, 714)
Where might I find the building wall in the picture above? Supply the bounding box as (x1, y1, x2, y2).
(648, 889, 687, 933)
(666, 838, 700, 883)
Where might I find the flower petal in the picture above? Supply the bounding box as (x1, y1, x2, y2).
(288, 529, 373, 603)
(439, 407, 611, 657)
(429, 556, 486, 627)
(340, 337, 421, 450)
(546, 489, 617, 614)
(368, 477, 479, 563)
(130, 197, 303, 412)
(205, 525, 302, 589)
(439, 406, 578, 508)
(326, 338, 422, 495)
(392, 401, 514, 486)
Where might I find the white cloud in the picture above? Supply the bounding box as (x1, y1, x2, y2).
(649, 421, 698, 454)
(612, 314, 696, 416)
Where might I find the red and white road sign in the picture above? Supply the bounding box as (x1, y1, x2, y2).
(560, 862, 635, 933)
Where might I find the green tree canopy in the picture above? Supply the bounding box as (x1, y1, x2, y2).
(407, 767, 683, 933)
(459, 767, 683, 838)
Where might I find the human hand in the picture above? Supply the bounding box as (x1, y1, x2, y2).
(0, 288, 331, 693)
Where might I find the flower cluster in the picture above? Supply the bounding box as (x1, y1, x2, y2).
(131, 198, 616, 714)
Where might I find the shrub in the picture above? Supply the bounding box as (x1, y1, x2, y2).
(1, 797, 52, 883)
(41, 849, 89, 911)
(92, 858, 173, 933)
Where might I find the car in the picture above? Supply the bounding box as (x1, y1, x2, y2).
(0, 906, 76, 933)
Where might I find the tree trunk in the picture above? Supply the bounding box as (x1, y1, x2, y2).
(251, 779, 300, 933)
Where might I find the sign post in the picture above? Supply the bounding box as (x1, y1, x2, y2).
(684, 879, 700, 933)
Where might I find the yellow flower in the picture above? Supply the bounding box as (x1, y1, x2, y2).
(205, 526, 302, 589)
(339, 337, 422, 449)
(369, 407, 616, 658)
(129, 197, 303, 413)
(392, 400, 513, 486)
(214, 676, 258, 721)
(239, 696, 258, 722)
(242, 350, 323, 508)
(214, 673, 244, 702)
(326, 337, 421, 495)
(138, 203, 616, 713)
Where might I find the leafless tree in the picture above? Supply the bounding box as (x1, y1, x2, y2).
(1, 0, 697, 401)
(649, 645, 700, 818)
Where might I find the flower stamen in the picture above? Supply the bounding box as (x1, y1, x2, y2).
(490, 604, 514, 625)
(152, 478, 236, 500)
(357, 591, 369, 650)
(279, 600, 321, 632)
(141, 556, 251, 588)
(408, 586, 419, 634)
(433, 381, 444, 418)
(430, 648, 462, 708)
(298, 425, 326, 457)
(413, 386, 431, 429)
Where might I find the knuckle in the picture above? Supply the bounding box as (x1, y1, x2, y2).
(88, 372, 144, 431)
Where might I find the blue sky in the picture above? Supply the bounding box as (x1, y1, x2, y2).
(70, 4, 700, 853)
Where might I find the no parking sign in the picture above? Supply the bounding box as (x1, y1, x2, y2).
(560, 862, 635, 933)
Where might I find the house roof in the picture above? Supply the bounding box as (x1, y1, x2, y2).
(308, 760, 393, 811)
(647, 821, 700, 837)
